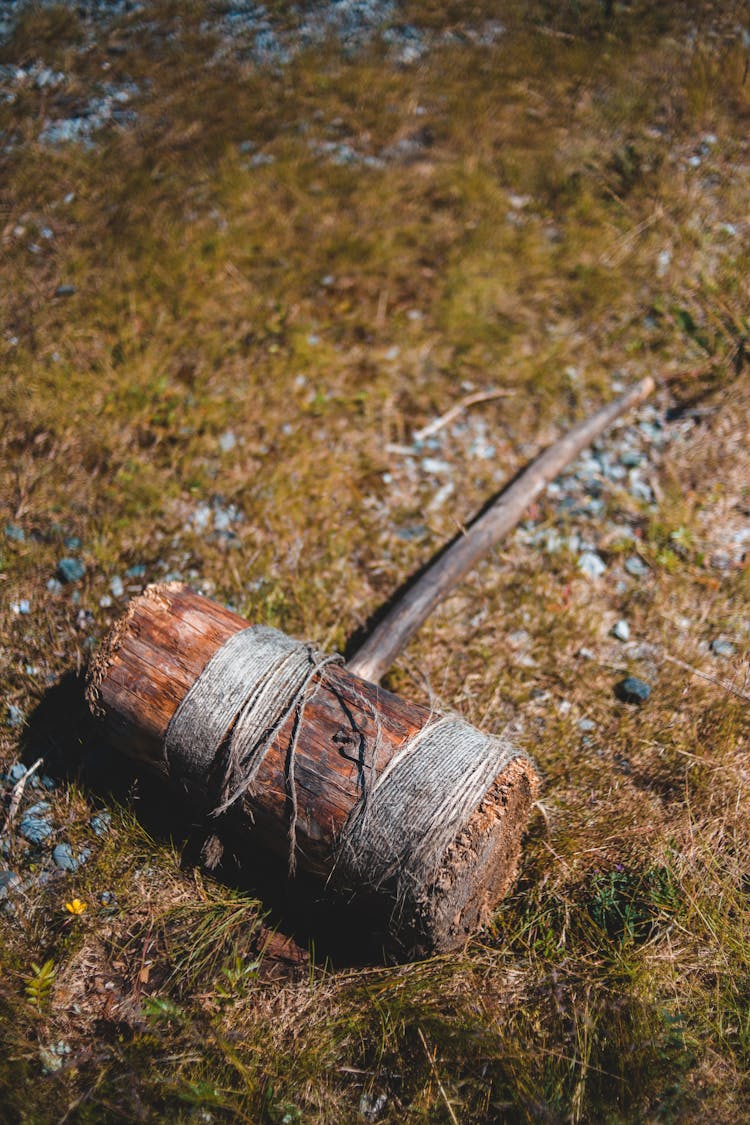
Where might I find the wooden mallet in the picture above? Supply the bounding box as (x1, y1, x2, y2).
(87, 377, 655, 956)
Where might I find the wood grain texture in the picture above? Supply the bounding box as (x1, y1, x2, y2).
(87, 583, 539, 952)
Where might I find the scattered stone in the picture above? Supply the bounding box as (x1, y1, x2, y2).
(4, 523, 24, 541)
(6, 705, 24, 728)
(46, 578, 63, 594)
(212, 505, 240, 533)
(612, 619, 630, 642)
(54, 285, 76, 298)
(39, 1040, 71, 1075)
(578, 551, 607, 579)
(218, 430, 237, 453)
(577, 718, 597, 733)
(628, 474, 654, 504)
(0, 870, 20, 899)
(624, 555, 649, 578)
(710, 636, 735, 657)
(620, 450, 643, 468)
(26, 801, 51, 818)
(709, 550, 731, 571)
(53, 843, 78, 872)
(57, 557, 86, 583)
(125, 563, 147, 578)
(90, 812, 111, 837)
(396, 524, 428, 541)
(8, 763, 26, 782)
(359, 1090, 388, 1123)
(615, 676, 651, 704)
(109, 575, 124, 598)
(18, 815, 53, 845)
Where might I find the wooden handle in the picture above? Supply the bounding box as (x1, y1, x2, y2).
(347, 377, 655, 684)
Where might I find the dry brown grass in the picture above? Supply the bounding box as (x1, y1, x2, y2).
(1, 0, 750, 1120)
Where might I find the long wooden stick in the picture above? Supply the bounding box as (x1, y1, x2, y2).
(347, 376, 655, 684)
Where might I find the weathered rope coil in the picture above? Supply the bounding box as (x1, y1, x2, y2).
(164, 625, 342, 871)
(336, 716, 522, 905)
(164, 626, 525, 909)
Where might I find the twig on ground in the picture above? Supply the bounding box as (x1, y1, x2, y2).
(413, 388, 513, 443)
(663, 653, 750, 704)
(1, 757, 43, 836)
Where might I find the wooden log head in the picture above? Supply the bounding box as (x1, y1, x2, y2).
(86, 583, 539, 956)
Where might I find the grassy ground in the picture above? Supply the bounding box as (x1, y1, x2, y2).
(1, 1, 750, 1120)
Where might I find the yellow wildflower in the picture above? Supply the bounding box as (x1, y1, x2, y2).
(64, 899, 86, 916)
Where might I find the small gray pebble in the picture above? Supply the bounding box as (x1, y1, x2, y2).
(109, 575, 124, 598)
(90, 812, 111, 837)
(218, 430, 237, 453)
(19, 816, 53, 845)
(612, 619, 630, 642)
(629, 478, 654, 504)
(620, 450, 643, 468)
(57, 557, 85, 583)
(578, 551, 607, 579)
(6, 705, 24, 728)
(586, 498, 607, 516)
(396, 524, 428, 542)
(41, 775, 56, 791)
(212, 508, 233, 533)
(624, 555, 649, 578)
(0, 870, 20, 899)
(710, 637, 735, 657)
(4, 523, 25, 542)
(577, 718, 597, 732)
(9, 763, 26, 782)
(615, 676, 651, 704)
(55, 284, 76, 297)
(25, 802, 51, 817)
(53, 843, 78, 871)
(125, 563, 147, 578)
(709, 550, 731, 571)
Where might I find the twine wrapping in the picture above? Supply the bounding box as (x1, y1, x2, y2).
(334, 716, 524, 931)
(164, 627, 525, 909)
(164, 625, 342, 872)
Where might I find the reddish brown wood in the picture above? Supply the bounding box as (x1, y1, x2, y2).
(88, 584, 431, 866)
(87, 583, 539, 952)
